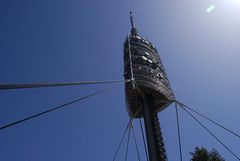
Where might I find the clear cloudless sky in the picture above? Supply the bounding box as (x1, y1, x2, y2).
(1, 0, 240, 161)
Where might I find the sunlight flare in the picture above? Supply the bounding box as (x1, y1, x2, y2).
(206, 5, 215, 13)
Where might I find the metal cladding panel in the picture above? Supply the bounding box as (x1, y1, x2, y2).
(124, 34, 175, 118)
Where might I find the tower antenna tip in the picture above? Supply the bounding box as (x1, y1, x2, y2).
(129, 11, 137, 35)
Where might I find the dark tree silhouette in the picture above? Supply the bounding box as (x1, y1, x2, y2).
(190, 147, 225, 161)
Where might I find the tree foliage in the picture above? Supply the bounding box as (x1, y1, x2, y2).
(190, 147, 225, 161)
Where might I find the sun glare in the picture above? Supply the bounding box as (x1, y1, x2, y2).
(206, 1, 240, 14)
(222, 0, 240, 13)
(206, 5, 215, 13)
(234, 0, 240, 3)
(226, 0, 240, 5)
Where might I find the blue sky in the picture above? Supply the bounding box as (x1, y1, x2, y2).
(1, 0, 240, 161)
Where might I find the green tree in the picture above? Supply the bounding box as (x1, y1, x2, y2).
(190, 147, 225, 161)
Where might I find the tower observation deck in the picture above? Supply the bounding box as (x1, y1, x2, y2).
(124, 12, 175, 118)
(123, 12, 175, 161)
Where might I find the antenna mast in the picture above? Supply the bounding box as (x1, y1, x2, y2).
(129, 11, 138, 35)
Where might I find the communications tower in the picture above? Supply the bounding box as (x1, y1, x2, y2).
(124, 12, 175, 161)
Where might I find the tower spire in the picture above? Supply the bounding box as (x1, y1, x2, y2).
(130, 11, 138, 35)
